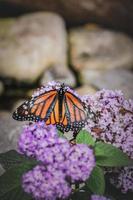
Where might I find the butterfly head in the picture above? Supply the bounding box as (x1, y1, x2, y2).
(61, 83, 65, 88)
(57, 83, 67, 94)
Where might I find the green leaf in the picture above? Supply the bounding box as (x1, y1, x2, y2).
(0, 150, 37, 170)
(76, 130, 95, 146)
(1, 186, 32, 200)
(86, 166, 105, 195)
(0, 163, 33, 197)
(0, 150, 36, 200)
(95, 142, 133, 167)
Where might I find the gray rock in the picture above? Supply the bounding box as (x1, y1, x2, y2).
(5, 0, 133, 35)
(0, 12, 68, 83)
(40, 66, 76, 87)
(0, 112, 26, 153)
(81, 69, 133, 99)
(76, 85, 97, 96)
(70, 25, 133, 71)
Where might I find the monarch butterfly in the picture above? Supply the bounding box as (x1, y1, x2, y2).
(12, 82, 88, 137)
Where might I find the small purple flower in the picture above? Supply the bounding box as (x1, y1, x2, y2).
(19, 121, 96, 199)
(22, 165, 71, 200)
(65, 144, 95, 182)
(35, 137, 71, 165)
(18, 122, 58, 157)
(18, 122, 95, 181)
(110, 167, 133, 193)
(91, 194, 111, 200)
(82, 89, 133, 193)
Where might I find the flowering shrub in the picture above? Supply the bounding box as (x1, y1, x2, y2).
(19, 122, 95, 199)
(0, 87, 132, 200)
(82, 89, 133, 193)
(18, 122, 58, 157)
(22, 165, 71, 200)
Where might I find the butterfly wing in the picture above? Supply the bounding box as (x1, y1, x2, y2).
(56, 91, 87, 132)
(45, 97, 60, 125)
(65, 92, 86, 121)
(13, 86, 87, 134)
(12, 90, 58, 123)
(46, 97, 67, 126)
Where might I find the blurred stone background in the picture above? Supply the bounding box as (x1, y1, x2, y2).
(0, 0, 133, 153)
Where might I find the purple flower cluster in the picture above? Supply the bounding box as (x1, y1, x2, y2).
(109, 167, 133, 193)
(18, 122, 57, 157)
(65, 144, 95, 182)
(19, 122, 95, 199)
(22, 165, 71, 200)
(90, 195, 111, 200)
(82, 89, 133, 193)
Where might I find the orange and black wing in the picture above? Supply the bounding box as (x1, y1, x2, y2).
(12, 90, 58, 123)
(13, 87, 87, 133)
(56, 91, 87, 132)
(46, 96, 67, 126)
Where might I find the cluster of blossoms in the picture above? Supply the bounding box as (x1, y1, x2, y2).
(90, 195, 111, 200)
(19, 122, 95, 200)
(82, 89, 133, 193)
(17, 81, 133, 197)
(22, 165, 71, 200)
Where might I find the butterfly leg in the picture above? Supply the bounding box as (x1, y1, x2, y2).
(70, 129, 81, 144)
(73, 130, 78, 139)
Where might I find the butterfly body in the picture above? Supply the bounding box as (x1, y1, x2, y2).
(13, 83, 87, 134)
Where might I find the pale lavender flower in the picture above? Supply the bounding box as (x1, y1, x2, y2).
(18, 121, 58, 157)
(35, 137, 71, 166)
(19, 121, 96, 199)
(18, 122, 71, 165)
(109, 167, 133, 193)
(91, 194, 111, 200)
(22, 165, 71, 200)
(36, 141, 95, 182)
(82, 89, 133, 193)
(65, 144, 95, 182)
